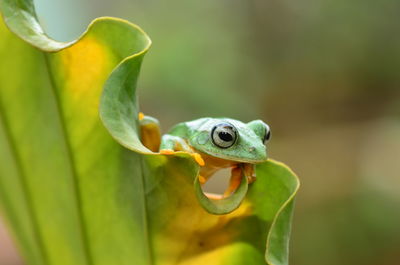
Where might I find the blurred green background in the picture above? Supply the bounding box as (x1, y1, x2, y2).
(1, 0, 400, 264)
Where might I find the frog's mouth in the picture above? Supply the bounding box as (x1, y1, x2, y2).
(194, 164, 251, 215)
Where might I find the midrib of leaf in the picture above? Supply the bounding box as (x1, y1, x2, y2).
(0, 98, 49, 265)
(43, 54, 93, 265)
(140, 157, 154, 265)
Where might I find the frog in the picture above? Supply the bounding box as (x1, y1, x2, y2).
(138, 113, 271, 198)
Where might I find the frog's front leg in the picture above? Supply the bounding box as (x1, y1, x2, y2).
(160, 135, 205, 169)
(220, 163, 256, 198)
(139, 113, 161, 152)
(159, 135, 193, 153)
(223, 166, 243, 197)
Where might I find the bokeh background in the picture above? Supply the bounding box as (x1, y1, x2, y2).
(1, 0, 400, 264)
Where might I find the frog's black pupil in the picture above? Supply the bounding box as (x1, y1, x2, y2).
(264, 130, 271, 142)
(219, 131, 233, 142)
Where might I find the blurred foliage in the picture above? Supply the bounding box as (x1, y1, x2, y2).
(2, 0, 399, 264)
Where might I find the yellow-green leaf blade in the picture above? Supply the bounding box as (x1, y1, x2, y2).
(1, 1, 153, 265)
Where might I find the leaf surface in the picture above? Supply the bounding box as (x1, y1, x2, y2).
(0, 1, 299, 265)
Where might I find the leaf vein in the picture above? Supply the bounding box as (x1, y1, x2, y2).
(43, 54, 94, 265)
(0, 97, 49, 265)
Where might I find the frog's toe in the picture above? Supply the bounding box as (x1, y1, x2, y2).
(138, 112, 145, 121)
(191, 153, 205, 166)
(159, 149, 175, 155)
(247, 175, 257, 183)
(198, 175, 206, 184)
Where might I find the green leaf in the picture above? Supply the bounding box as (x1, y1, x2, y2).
(0, 0, 299, 265)
(193, 169, 249, 215)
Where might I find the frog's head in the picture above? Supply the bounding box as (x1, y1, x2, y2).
(188, 118, 270, 163)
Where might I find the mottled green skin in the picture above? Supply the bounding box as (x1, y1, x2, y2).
(161, 118, 269, 163)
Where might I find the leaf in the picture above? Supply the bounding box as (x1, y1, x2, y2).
(0, 1, 299, 265)
(193, 168, 249, 215)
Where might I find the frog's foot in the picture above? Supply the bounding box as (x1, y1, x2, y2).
(242, 163, 256, 184)
(247, 175, 256, 183)
(159, 149, 176, 155)
(159, 149, 205, 167)
(198, 175, 207, 185)
(191, 153, 205, 166)
(138, 112, 145, 121)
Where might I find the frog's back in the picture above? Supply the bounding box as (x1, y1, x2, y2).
(168, 118, 211, 137)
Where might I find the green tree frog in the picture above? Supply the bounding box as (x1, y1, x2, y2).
(138, 113, 271, 213)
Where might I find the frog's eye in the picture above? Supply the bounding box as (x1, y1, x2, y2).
(263, 124, 271, 143)
(211, 123, 238, 148)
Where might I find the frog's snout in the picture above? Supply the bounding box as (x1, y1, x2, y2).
(248, 145, 268, 161)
